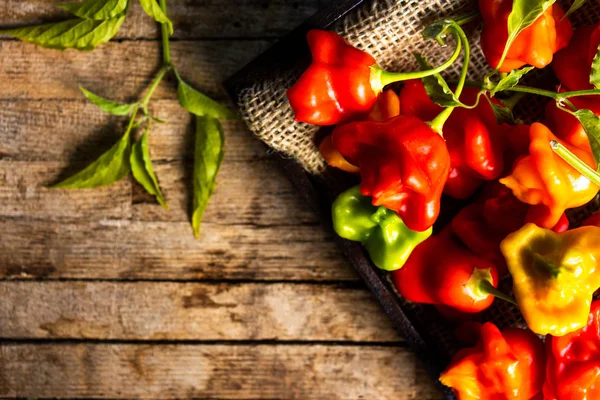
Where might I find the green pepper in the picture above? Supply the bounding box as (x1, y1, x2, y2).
(332, 185, 432, 271)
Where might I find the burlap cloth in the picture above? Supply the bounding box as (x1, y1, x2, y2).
(236, 0, 600, 363)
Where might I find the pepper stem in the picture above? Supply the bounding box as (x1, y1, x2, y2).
(550, 140, 600, 186)
(478, 280, 517, 305)
(428, 22, 471, 135)
(370, 41, 461, 94)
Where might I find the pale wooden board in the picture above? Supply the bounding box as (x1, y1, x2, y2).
(0, 343, 441, 399)
(0, 281, 399, 341)
(0, 40, 270, 101)
(1, 0, 327, 39)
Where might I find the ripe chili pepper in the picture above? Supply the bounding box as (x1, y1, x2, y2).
(479, 0, 572, 72)
(500, 223, 600, 336)
(392, 229, 500, 313)
(452, 183, 569, 276)
(400, 80, 505, 199)
(543, 300, 600, 400)
(440, 322, 545, 400)
(553, 23, 600, 94)
(287, 30, 378, 125)
(332, 115, 451, 232)
(331, 185, 431, 271)
(499, 123, 598, 229)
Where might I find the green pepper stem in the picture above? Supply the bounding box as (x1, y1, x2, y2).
(479, 280, 517, 306)
(428, 22, 470, 135)
(369, 35, 462, 94)
(550, 140, 600, 186)
(159, 0, 171, 65)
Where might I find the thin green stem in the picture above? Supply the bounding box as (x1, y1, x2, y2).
(370, 39, 462, 93)
(429, 22, 470, 135)
(159, 0, 171, 65)
(141, 65, 171, 108)
(551, 140, 600, 186)
(125, 105, 140, 136)
(479, 280, 517, 306)
(503, 85, 560, 99)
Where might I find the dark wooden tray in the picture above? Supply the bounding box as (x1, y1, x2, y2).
(224, 1, 455, 397)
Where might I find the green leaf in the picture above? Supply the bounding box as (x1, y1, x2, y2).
(50, 131, 131, 188)
(590, 45, 600, 90)
(486, 97, 520, 125)
(192, 116, 225, 238)
(138, 0, 173, 35)
(80, 86, 136, 116)
(177, 76, 238, 120)
(0, 15, 125, 50)
(489, 66, 534, 96)
(414, 53, 463, 107)
(131, 126, 167, 208)
(59, 0, 129, 20)
(563, 0, 586, 19)
(499, 0, 556, 70)
(573, 109, 600, 170)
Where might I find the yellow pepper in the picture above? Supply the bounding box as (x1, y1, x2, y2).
(499, 123, 598, 229)
(500, 223, 600, 336)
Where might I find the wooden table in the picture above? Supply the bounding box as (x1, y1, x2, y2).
(0, 1, 442, 398)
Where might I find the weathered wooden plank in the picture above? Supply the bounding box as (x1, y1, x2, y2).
(0, 281, 399, 341)
(0, 100, 262, 162)
(1, 0, 325, 39)
(0, 40, 270, 101)
(0, 157, 316, 225)
(0, 218, 352, 280)
(0, 343, 442, 399)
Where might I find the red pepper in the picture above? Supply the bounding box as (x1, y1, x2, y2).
(479, 0, 573, 72)
(543, 300, 600, 400)
(440, 322, 546, 400)
(452, 182, 569, 276)
(392, 229, 499, 313)
(332, 115, 450, 232)
(286, 30, 378, 125)
(553, 24, 600, 94)
(399, 80, 505, 199)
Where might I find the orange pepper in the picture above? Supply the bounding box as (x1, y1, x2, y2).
(440, 322, 546, 400)
(479, 0, 573, 72)
(499, 123, 598, 228)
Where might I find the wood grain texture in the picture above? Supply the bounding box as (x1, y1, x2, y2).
(0, 0, 327, 39)
(0, 343, 441, 399)
(0, 40, 270, 101)
(0, 218, 352, 280)
(0, 281, 399, 341)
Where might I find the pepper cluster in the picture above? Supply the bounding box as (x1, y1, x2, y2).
(287, 0, 600, 398)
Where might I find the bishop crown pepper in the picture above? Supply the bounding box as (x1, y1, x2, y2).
(479, 0, 572, 72)
(287, 29, 461, 125)
(332, 115, 451, 232)
(499, 123, 598, 229)
(331, 185, 432, 271)
(440, 322, 545, 400)
(543, 300, 600, 400)
(392, 230, 500, 313)
(500, 223, 600, 336)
